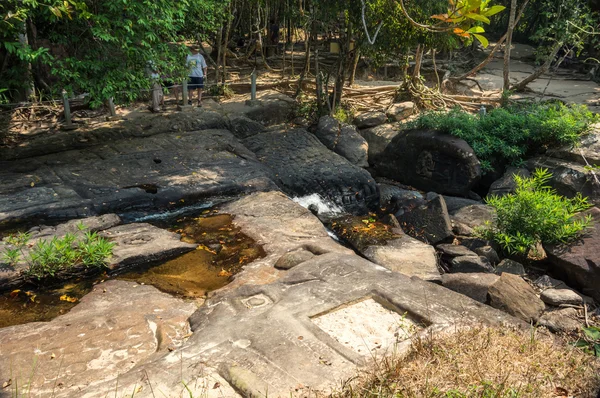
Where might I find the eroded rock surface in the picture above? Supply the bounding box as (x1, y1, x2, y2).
(0, 127, 276, 227)
(315, 116, 369, 167)
(488, 273, 545, 322)
(243, 129, 379, 214)
(72, 252, 519, 398)
(0, 280, 198, 397)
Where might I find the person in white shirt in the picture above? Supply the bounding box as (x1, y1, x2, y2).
(186, 48, 208, 106)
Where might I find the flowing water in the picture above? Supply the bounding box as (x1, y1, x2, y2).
(0, 210, 265, 328)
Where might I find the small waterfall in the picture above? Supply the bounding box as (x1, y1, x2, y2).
(292, 194, 344, 217)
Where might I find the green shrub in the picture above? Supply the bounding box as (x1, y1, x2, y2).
(480, 169, 592, 255)
(406, 102, 599, 172)
(1, 224, 115, 280)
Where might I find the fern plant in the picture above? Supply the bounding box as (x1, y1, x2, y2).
(480, 168, 593, 255)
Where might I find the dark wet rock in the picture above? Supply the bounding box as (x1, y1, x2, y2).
(459, 237, 496, 252)
(546, 207, 600, 301)
(375, 129, 482, 196)
(243, 128, 379, 214)
(354, 111, 387, 129)
(396, 194, 453, 244)
(441, 272, 500, 303)
(359, 124, 401, 163)
(488, 273, 546, 322)
(489, 167, 530, 197)
(526, 156, 600, 205)
(442, 195, 481, 213)
(474, 246, 500, 266)
(451, 256, 494, 273)
(378, 184, 425, 214)
(538, 307, 581, 333)
(496, 259, 526, 276)
(540, 288, 584, 306)
(381, 213, 402, 229)
(386, 101, 415, 122)
(315, 116, 369, 167)
(436, 244, 478, 258)
(0, 128, 277, 227)
(275, 248, 315, 270)
(227, 115, 266, 139)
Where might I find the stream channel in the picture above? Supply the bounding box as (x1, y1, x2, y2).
(0, 208, 266, 329)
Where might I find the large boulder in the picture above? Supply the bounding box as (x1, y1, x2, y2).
(239, 92, 296, 126)
(441, 272, 500, 303)
(354, 111, 387, 129)
(386, 101, 415, 122)
(489, 167, 530, 197)
(378, 183, 423, 211)
(243, 128, 379, 214)
(329, 216, 441, 282)
(396, 194, 453, 244)
(315, 116, 369, 167)
(488, 273, 546, 322)
(450, 256, 495, 273)
(546, 207, 600, 301)
(526, 156, 600, 205)
(449, 204, 495, 235)
(359, 123, 401, 163)
(376, 129, 482, 196)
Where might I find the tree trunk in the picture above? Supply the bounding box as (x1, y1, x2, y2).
(511, 41, 563, 91)
(222, 8, 233, 84)
(348, 48, 360, 87)
(216, 26, 223, 84)
(503, 0, 518, 91)
(412, 45, 424, 84)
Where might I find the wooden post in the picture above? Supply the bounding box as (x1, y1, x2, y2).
(182, 80, 189, 105)
(61, 90, 76, 130)
(108, 97, 117, 117)
(251, 71, 257, 101)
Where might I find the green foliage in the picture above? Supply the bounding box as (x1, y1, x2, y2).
(1, 0, 229, 106)
(332, 106, 354, 124)
(1, 227, 114, 280)
(407, 102, 599, 172)
(480, 169, 592, 255)
(295, 93, 319, 121)
(574, 326, 600, 357)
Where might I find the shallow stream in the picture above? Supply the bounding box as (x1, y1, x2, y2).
(0, 210, 265, 328)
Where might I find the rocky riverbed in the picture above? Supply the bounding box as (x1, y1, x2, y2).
(0, 90, 599, 396)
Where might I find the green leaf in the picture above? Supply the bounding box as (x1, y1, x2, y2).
(473, 34, 489, 48)
(467, 26, 486, 33)
(583, 327, 600, 341)
(465, 13, 491, 24)
(482, 5, 506, 17)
